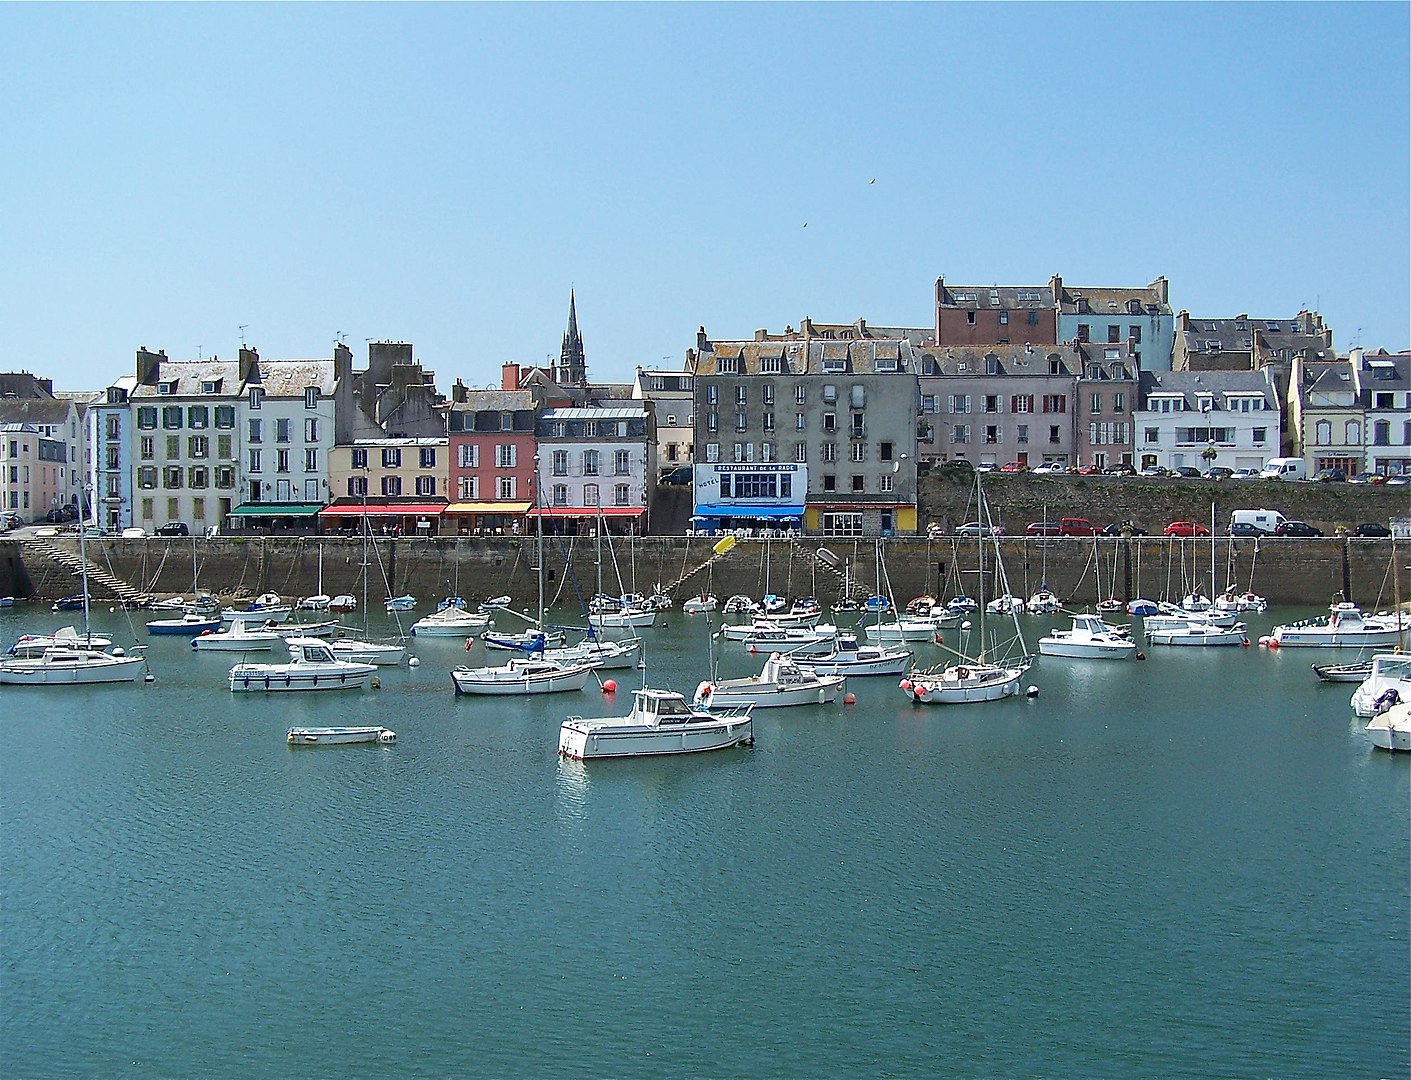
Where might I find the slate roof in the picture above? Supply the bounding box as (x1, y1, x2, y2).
(0, 398, 74, 424)
(1177, 315, 1333, 360)
(695, 338, 917, 376)
(129, 360, 243, 398)
(450, 390, 537, 413)
(1058, 285, 1171, 316)
(935, 284, 1052, 310)
(250, 359, 337, 396)
(1138, 370, 1278, 411)
(916, 343, 1085, 378)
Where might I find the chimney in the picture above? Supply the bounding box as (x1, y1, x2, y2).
(755, 329, 768, 342)
(854, 317, 867, 336)
(696, 326, 711, 353)
(334, 342, 353, 383)
(1152, 276, 1169, 306)
(1049, 274, 1063, 305)
(501, 362, 521, 391)
(800, 317, 814, 337)
(136, 346, 164, 386)
(935, 275, 945, 304)
(239, 346, 259, 384)
(1178, 310, 1191, 332)
(451, 378, 469, 405)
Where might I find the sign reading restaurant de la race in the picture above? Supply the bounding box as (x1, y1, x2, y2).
(708, 464, 801, 473)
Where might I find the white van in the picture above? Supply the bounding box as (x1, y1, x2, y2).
(1260, 457, 1307, 481)
(1230, 509, 1288, 535)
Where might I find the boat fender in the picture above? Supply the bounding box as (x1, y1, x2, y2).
(898, 679, 912, 692)
(465, 638, 473, 651)
(696, 681, 713, 707)
(1135, 652, 1146, 661)
(955, 667, 970, 680)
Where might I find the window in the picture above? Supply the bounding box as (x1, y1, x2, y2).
(305, 387, 319, 408)
(276, 449, 290, 473)
(761, 384, 775, 405)
(851, 474, 865, 492)
(382, 447, 401, 468)
(795, 412, 806, 431)
(1107, 324, 1120, 343)
(949, 394, 970, 414)
(998, 310, 1009, 325)
(248, 387, 264, 409)
(494, 443, 517, 468)
(248, 419, 262, 444)
(1130, 325, 1142, 344)
(849, 415, 865, 438)
(986, 356, 999, 376)
(457, 476, 479, 500)
(216, 466, 235, 490)
(248, 449, 261, 473)
(1144, 427, 1159, 444)
(1345, 420, 1361, 445)
(137, 407, 157, 430)
(615, 484, 631, 506)
(305, 418, 319, 443)
(351, 448, 368, 469)
(952, 425, 969, 444)
(189, 435, 208, 458)
(1113, 393, 1125, 413)
(760, 356, 782, 374)
(761, 442, 776, 462)
(706, 411, 719, 433)
(549, 449, 567, 475)
(139, 436, 154, 460)
(418, 447, 436, 469)
(823, 384, 838, 405)
(1011, 395, 1033, 414)
(822, 442, 837, 463)
(138, 466, 157, 489)
(850, 442, 866, 462)
(705, 443, 720, 463)
(215, 406, 236, 429)
(823, 474, 837, 491)
(416, 475, 436, 496)
(1017, 425, 1029, 444)
(762, 411, 775, 432)
(823, 413, 837, 433)
(162, 406, 182, 430)
(880, 442, 893, 461)
(1252, 427, 1267, 445)
(705, 385, 719, 405)
(614, 449, 631, 475)
(795, 386, 806, 404)
(276, 418, 291, 443)
(880, 475, 893, 493)
(985, 425, 1000, 445)
(188, 406, 209, 429)
(188, 466, 208, 489)
(583, 422, 597, 439)
(166, 435, 180, 458)
(735, 413, 748, 432)
(1090, 393, 1102, 414)
(966, 312, 976, 326)
(381, 476, 402, 497)
(984, 395, 1001, 413)
(717, 356, 739, 374)
(163, 465, 183, 489)
(582, 449, 599, 475)
(552, 484, 568, 506)
(583, 482, 598, 506)
(794, 443, 807, 463)
(735, 386, 748, 406)
(1076, 323, 1090, 343)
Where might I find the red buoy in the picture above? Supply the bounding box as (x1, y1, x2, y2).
(602, 679, 617, 694)
(843, 692, 856, 705)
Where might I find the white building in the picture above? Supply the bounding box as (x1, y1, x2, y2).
(234, 357, 337, 516)
(1134, 369, 1280, 472)
(88, 375, 138, 531)
(535, 405, 653, 533)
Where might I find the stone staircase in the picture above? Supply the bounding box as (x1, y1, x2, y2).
(24, 539, 147, 604)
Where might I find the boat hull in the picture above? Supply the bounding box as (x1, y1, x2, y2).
(863, 621, 941, 643)
(1146, 627, 1248, 647)
(1271, 629, 1403, 648)
(1037, 639, 1136, 659)
(905, 665, 1025, 704)
(587, 611, 657, 629)
(1367, 704, 1411, 751)
(559, 717, 753, 759)
(147, 619, 222, 635)
(704, 677, 845, 708)
(288, 726, 395, 746)
(0, 654, 146, 685)
(229, 666, 376, 692)
(329, 642, 406, 666)
(795, 652, 912, 677)
(450, 665, 594, 695)
(191, 634, 280, 652)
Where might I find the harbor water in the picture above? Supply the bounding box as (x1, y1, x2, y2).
(2, 603, 1407, 1077)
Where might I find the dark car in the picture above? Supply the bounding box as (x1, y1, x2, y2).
(1314, 467, 1346, 483)
(1349, 472, 1387, 485)
(1276, 520, 1323, 537)
(1101, 521, 1148, 536)
(1103, 463, 1137, 477)
(1172, 466, 1203, 479)
(1203, 467, 1233, 480)
(941, 458, 975, 471)
(156, 521, 190, 537)
(1140, 465, 1170, 477)
(1353, 522, 1392, 538)
(1229, 522, 1265, 537)
(659, 465, 693, 485)
(46, 505, 78, 523)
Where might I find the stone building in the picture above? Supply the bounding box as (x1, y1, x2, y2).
(0, 423, 67, 522)
(0, 383, 83, 520)
(689, 322, 918, 537)
(1355, 350, 1411, 476)
(632, 366, 694, 473)
(88, 374, 138, 531)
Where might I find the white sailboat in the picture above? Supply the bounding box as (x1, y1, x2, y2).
(0, 517, 147, 685)
(329, 510, 406, 665)
(903, 474, 1032, 704)
(190, 617, 282, 652)
(794, 632, 912, 677)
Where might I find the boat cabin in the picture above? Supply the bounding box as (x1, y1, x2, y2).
(632, 689, 698, 726)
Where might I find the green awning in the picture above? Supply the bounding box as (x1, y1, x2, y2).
(229, 502, 325, 518)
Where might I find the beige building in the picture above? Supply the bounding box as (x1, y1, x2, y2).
(632, 367, 694, 473)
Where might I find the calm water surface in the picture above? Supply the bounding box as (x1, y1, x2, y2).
(1, 605, 1407, 1078)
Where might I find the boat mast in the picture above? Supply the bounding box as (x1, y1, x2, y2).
(976, 472, 987, 662)
(535, 455, 545, 630)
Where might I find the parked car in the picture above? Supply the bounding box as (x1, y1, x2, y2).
(1026, 521, 1063, 537)
(955, 521, 1002, 537)
(1229, 522, 1265, 537)
(1314, 467, 1346, 483)
(155, 521, 190, 537)
(941, 458, 975, 471)
(1101, 521, 1148, 536)
(1353, 522, 1392, 538)
(975, 462, 996, 473)
(1164, 520, 1211, 537)
(659, 465, 693, 485)
(1102, 463, 1136, 477)
(46, 505, 78, 523)
(1059, 517, 1099, 537)
(1172, 466, 1203, 479)
(999, 461, 1027, 473)
(1230, 468, 1260, 480)
(1348, 472, 1386, 485)
(1385, 474, 1409, 486)
(1030, 462, 1067, 476)
(1140, 466, 1170, 477)
(1203, 467, 1233, 480)
(0, 511, 23, 532)
(1276, 520, 1323, 538)
(121, 527, 148, 539)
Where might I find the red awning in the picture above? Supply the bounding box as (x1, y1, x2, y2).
(317, 503, 447, 517)
(526, 506, 645, 518)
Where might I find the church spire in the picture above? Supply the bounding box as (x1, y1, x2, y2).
(558, 290, 586, 386)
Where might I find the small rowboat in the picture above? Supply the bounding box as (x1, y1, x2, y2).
(287, 726, 396, 746)
(1312, 660, 1374, 683)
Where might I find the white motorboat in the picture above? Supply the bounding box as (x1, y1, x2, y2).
(986, 594, 1026, 615)
(901, 659, 1029, 704)
(793, 633, 912, 677)
(1312, 660, 1374, 683)
(1215, 589, 1267, 613)
(694, 652, 846, 709)
(559, 688, 754, 760)
(0, 645, 147, 685)
(863, 616, 944, 644)
(478, 595, 511, 612)
(190, 618, 282, 652)
(328, 594, 358, 613)
(1127, 598, 1160, 616)
(288, 726, 396, 746)
(7, 626, 113, 657)
(1271, 603, 1406, 649)
(328, 637, 406, 666)
(450, 656, 595, 695)
(229, 638, 377, 692)
(540, 636, 642, 671)
(1350, 653, 1411, 718)
(1146, 621, 1249, 647)
(682, 593, 718, 614)
(1038, 613, 1137, 659)
(268, 619, 339, 639)
(385, 594, 416, 611)
(411, 605, 492, 637)
(1026, 588, 1062, 615)
(1366, 701, 1411, 751)
(297, 594, 332, 611)
(725, 622, 839, 656)
(220, 603, 291, 625)
(587, 606, 656, 629)
(721, 594, 759, 615)
(1143, 603, 1239, 632)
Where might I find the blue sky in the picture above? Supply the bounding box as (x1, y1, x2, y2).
(3, 3, 1407, 391)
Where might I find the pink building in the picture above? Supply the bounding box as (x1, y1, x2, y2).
(445, 365, 541, 534)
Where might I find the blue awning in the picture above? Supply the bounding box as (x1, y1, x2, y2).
(692, 505, 804, 520)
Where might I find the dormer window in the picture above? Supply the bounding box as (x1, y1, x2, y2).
(157, 381, 177, 396)
(249, 387, 264, 409)
(718, 356, 740, 374)
(201, 379, 221, 395)
(760, 356, 783, 374)
(1205, 340, 1222, 353)
(304, 387, 319, 408)
(822, 359, 848, 374)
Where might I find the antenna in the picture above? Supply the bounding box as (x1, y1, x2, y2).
(238, 325, 249, 346)
(335, 331, 347, 345)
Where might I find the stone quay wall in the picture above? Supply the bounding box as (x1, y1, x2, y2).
(4, 533, 1406, 611)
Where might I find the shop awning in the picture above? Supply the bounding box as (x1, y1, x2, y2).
(229, 502, 324, 518)
(692, 505, 805, 519)
(526, 506, 645, 518)
(444, 501, 532, 515)
(317, 503, 447, 518)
